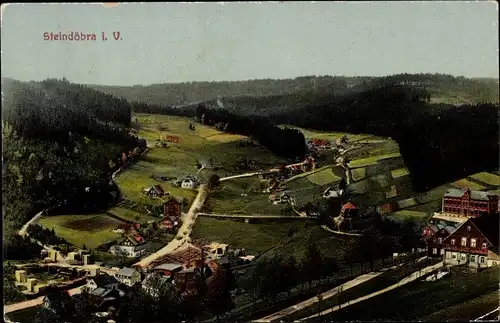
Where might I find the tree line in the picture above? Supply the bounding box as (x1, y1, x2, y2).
(90, 73, 499, 107)
(195, 104, 307, 159)
(2, 78, 153, 261)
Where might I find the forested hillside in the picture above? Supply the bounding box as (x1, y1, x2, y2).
(90, 73, 499, 108)
(2, 78, 143, 259)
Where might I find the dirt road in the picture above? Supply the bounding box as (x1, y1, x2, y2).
(298, 261, 444, 321)
(134, 184, 208, 268)
(4, 285, 84, 314)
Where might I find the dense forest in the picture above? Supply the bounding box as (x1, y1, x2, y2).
(2, 78, 144, 259)
(130, 77, 499, 192)
(91, 73, 499, 107)
(195, 104, 307, 159)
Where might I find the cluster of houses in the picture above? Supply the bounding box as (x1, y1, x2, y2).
(45, 241, 248, 318)
(307, 135, 352, 153)
(110, 197, 184, 258)
(143, 177, 199, 199)
(423, 188, 499, 271)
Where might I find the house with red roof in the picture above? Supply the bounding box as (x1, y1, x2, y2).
(340, 202, 358, 218)
(142, 184, 167, 198)
(442, 214, 500, 270)
(109, 233, 147, 258)
(163, 197, 181, 218)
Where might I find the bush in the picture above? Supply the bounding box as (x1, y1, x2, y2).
(176, 236, 183, 240)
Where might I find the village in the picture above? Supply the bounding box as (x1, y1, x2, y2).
(5, 113, 500, 323)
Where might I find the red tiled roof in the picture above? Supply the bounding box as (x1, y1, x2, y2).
(342, 202, 357, 210)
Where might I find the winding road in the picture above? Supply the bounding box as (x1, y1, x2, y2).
(134, 184, 209, 268)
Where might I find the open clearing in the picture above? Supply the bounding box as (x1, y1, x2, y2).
(116, 114, 288, 209)
(107, 207, 158, 223)
(307, 167, 341, 186)
(469, 172, 500, 186)
(391, 167, 410, 179)
(453, 178, 487, 191)
(38, 214, 124, 249)
(390, 209, 429, 221)
(192, 217, 311, 255)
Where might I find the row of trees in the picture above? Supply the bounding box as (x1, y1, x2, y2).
(91, 73, 498, 107)
(196, 104, 307, 159)
(2, 78, 157, 261)
(27, 224, 68, 246)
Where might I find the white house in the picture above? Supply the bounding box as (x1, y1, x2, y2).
(86, 275, 120, 291)
(109, 235, 147, 258)
(181, 178, 199, 190)
(115, 267, 142, 286)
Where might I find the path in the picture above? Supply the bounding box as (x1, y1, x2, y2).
(320, 225, 363, 236)
(220, 172, 260, 182)
(134, 184, 208, 268)
(4, 285, 84, 314)
(472, 307, 500, 322)
(18, 211, 44, 237)
(298, 261, 444, 321)
(197, 212, 315, 220)
(252, 259, 416, 323)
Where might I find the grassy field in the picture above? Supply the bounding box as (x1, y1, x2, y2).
(390, 209, 430, 221)
(191, 217, 312, 255)
(391, 167, 410, 179)
(453, 178, 487, 191)
(107, 206, 158, 223)
(279, 125, 376, 142)
(351, 167, 366, 181)
(38, 214, 124, 249)
(307, 167, 341, 186)
(469, 172, 500, 186)
(117, 114, 288, 208)
(324, 266, 500, 322)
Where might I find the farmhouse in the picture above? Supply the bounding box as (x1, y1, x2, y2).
(142, 184, 166, 198)
(88, 287, 122, 309)
(163, 197, 181, 218)
(115, 267, 142, 286)
(181, 177, 199, 190)
(109, 234, 147, 258)
(269, 192, 291, 204)
(423, 221, 460, 257)
(323, 186, 344, 199)
(141, 273, 174, 298)
(436, 188, 498, 221)
(86, 275, 120, 291)
(442, 214, 500, 270)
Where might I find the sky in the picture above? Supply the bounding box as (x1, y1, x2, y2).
(1, 2, 498, 86)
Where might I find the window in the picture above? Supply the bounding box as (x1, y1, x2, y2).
(466, 226, 471, 231)
(461, 237, 467, 246)
(471, 238, 477, 248)
(482, 242, 487, 249)
(480, 257, 485, 264)
(461, 254, 466, 261)
(452, 253, 457, 259)
(451, 239, 455, 245)
(438, 237, 443, 244)
(470, 255, 476, 262)
(493, 261, 498, 266)
(433, 248, 438, 255)
(440, 249, 445, 255)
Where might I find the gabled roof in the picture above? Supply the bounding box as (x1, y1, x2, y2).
(154, 263, 184, 271)
(443, 214, 499, 250)
(342, 202, 357, 210)
(90, 287, 114, 298)
(444, 188, 496, 201)
(90, 275, 119, 287)
(153, 185, 165, 194)
(117, 267, 137, 277)
(471, 215, 500, 250)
